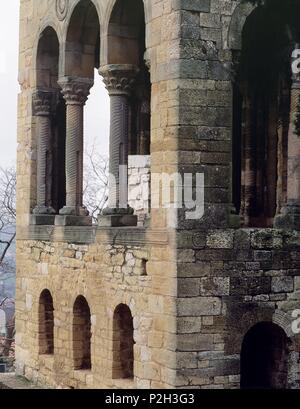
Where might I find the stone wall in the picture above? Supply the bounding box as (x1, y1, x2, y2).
(16, 0, 300, 390)
(16, 230, 178, 389)
(128, 155, 151, 225)
(16, 0, 179, 389)
(176, 228, 300, 388)
(172, 0, 300, 389)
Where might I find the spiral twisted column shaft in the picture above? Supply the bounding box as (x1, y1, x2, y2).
(99, 64, 138, 213)
(32, 90, 56, 215)
(58, 77, 93, 216)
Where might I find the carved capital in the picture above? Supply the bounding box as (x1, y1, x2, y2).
(32, 90, 55, 116)
(58, 77, 94, 105)
(99, 64, 139, 96)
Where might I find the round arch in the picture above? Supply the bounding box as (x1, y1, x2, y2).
(240, 321, 291, 389)
(228, 2, 256, 50)
(73, 295, 92, 370)
(63, 0, 101, 78)
(112, 303, 135, 379)
(32, 19, 62, 84)
(35, 25, 60, 89)
(103, 0, 147, 66)
(38, 289, 55, 355)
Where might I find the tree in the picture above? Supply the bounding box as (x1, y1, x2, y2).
(0, 167, 16, 264)
(83, 141, 109, 222)
(0, 166, 16, 359)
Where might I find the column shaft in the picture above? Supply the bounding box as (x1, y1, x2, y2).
(36, 115, 52, 208)
(275, 79, 300, 229)
(241, 94, 255, 226)
(109, 94, 129, 208)
(98, 64, 138, 227)
(65, 104, 84, 210)
(32, 90, 55, 216)
(57, 77, 93, 218)
(286, 85, 300, 203)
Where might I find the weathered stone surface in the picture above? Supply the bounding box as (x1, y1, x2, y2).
(271, 277, 294, 294)
(177, 297, 222, 316)
(17, 0, 300, 392)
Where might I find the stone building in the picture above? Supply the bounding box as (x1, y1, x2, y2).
(16, 0, 300, 389)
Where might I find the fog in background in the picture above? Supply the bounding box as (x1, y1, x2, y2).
(0, 1, 110, 169)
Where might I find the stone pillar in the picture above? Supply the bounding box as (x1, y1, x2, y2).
(228, 52, 242, 228)
(98, 64, 139, 227)
(275, 74, 300, 229)
(56, 77, 93, 226)
(31, 90, 56, 225)
(240, 93, 256, 227)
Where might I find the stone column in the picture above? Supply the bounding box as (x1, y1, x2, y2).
(228, 52, 242, 228)
(98, 64, 139, 227)
(275, 74, 300, 229)
(31, 90, 56, 225)
(242, 93, 256, 226)
(56, 77, 93, 226)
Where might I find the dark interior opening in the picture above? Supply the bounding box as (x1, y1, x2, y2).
(112, 304, 134, 379)
(232, 1, 300, 227)
(240, 322, 290, 389)
(73, 296, 92, 370)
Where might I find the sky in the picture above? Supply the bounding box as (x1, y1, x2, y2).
(0, 1, 110, 169)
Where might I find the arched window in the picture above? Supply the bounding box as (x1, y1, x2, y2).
(112, 304, 134, 379)
(38, 290, 54, 355)
(240, 322, 290, 389)
(231, 3, 300, 227)
(33, 27, 66, 218)
(97, 0, 150, 222)
(73, 296, 91, 370)
(107, 0, 151, 157)
(53, 0, 102, 221)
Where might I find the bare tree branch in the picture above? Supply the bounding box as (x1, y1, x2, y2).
(83, 140, 109, 223)
(0, 167, 16, 359)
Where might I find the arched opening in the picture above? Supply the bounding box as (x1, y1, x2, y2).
(35, 27, 66, 214)
(232, 1, 300, 227)
(107, 0, 151, 156)
(38, 290, 54, 355)
(240, 322, 290, 389)
(83, 70, 110, 221)
(112, 304, 134, 379)
(36, 26, 59, 89)
(99, 0, 150, 223)
(65, 0, 100, 78)
(73, 296, 91, 370)
(62, 0, 110, 220)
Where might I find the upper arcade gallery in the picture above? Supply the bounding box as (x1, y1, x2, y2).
(32, 0, 151, 228)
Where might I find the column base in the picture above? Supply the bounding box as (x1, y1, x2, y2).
(274, 204, 300, 230)
(33, 206, 56, 215)
(228, 205, 241, 228)
(55, 215, 92, 226)
(30, 214, 56, 226)
(59, 206, 89, 216)
(99, 207, 137, 227)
